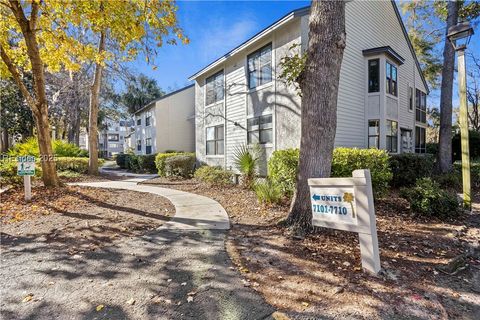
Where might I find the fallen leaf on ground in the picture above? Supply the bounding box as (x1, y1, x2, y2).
(181, 282, 187, 286)
(126, 298, 135, 305)
(96, 304, 104, 311)
(187, 296, 194, 303)
(301, 301, 309, 307)
(187, 291, 196, 296)
(22, 294, 34, 302)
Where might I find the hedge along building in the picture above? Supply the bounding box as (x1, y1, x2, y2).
(189, 1, 429, 175)
(134, 84, 195, 155)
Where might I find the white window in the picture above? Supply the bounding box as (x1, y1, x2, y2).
(386, 120, 398, 153)
(206, 125, 224, 155)
(247, 114, 272, 144)
(368, 120, 379, 149)
(247, 44, 272, 89)
(205, 71, 224, 106)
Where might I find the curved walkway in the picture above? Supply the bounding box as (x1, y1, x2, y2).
(75, 179, 230, 230)
(34, 178, 272, 319)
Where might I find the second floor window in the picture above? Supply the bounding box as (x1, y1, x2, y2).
(136, 118, 141, 126)
(247, 114, 272, 144)
(386, 120, 398, 153)
(206, 125, 224, 155)
(386, 61, 397, 96)
(205, 71, 224, 106)
(409, 86, 414, 111)
(247, 44, 272, 89)
(368, 59, 379, 93)
(108, 134, 119, 141)
(416, 89, 427, 123)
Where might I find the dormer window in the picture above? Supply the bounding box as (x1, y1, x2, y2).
(386, 61, 397, 96)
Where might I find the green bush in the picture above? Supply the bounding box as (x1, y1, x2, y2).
(254, 179, 283, 205)
(55, 157, 104, 173)
(155, 152, 195, 176)
(426, 143, 438, 155)
(267, 147, 392, 198)
(433, 172, 462, 191)
(115, 153, 129, 169)
(452, 130, 480, 161)
(8, 137, 87, 157)
(331, 148, 392, 197)
(454, 162, 480, 190)
(126, 154, 141, 172)
(389, 153, 435, 187)
(401, 178, 460, 218)
(268, 148, 299, 196)
(194, 166, 234, 187)
(137, 154, 157, 173)
(164, 154, 196, 178)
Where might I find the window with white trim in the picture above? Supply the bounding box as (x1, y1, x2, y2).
(416, 89, 427, 123)
(145, 111, 152, 126)
(386, 61, 397, 96)
(145, 138, 152, 154)
(247, 44, 272, 89)
(386, 120, 398, 153)
(206, 125, 224, 155)
(368, 120, 379, 149)
(247, 114, 272, 144)
(137, 139, 141, 151)
(415, 126, 426, 153)
(205, 71, 224, 106)
(368, 59, 379, 93)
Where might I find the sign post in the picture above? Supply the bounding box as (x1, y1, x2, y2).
(17, 156, 36, 201)
(309, 169, 380, 274)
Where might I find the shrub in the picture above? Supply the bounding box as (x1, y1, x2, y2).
(426, 143, 438, 155)
(401, 178, 460, 218)
(232, 144, 260, 189)
(126, 154, 141, 172)
(8, 137, 86, 157)
(454, 162, 480, 190)
(194, 166, 234, 187)
(55, 157, 104, 173)
(433, 172, 462, 191)
(155, 152, 195, 176)
(137, 154, 157, 173)
(254, 179, 283, 205)
(389, 153, 435, 187)
(331, 148, 392, 197)
(268, 148, 299, 196)
(115, 153, 129, 169)
(452, 130, 480, 161)
(164, 154, 196, 178)
(267, 147, 392, 198)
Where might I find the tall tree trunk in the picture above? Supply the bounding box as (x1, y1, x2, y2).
(287, 0, 346, 234)
(1, 1, 59, 186)
(88, 31, 106, 175)
(437, 1, 458, 173)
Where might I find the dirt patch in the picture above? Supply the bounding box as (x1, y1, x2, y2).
(143, 177, 480, 319)
(1, 185, 174, 253)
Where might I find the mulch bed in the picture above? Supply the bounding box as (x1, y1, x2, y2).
(143, 177, 480, 319)
(1, 185, 175, 253)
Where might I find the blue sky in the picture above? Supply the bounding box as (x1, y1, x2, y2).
(128, 0, 480, 110)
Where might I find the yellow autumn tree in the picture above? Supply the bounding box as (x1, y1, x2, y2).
(0, 0, 187, 185)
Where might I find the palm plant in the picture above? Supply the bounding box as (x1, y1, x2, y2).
(232, 144, 260, 189)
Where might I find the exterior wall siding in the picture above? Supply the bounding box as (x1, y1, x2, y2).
(193, 1, 428, 168)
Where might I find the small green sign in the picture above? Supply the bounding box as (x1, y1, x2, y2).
(17, 156, 36, 176)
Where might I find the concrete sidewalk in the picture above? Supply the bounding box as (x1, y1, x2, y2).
(74, 180, 230, 230)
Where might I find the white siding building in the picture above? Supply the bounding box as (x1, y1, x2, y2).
(189, 1, 429, 173)
(134, 85, 195, 155)
(98, 118, 134, 157)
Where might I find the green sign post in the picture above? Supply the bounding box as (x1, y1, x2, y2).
(17, 156, 35, 201)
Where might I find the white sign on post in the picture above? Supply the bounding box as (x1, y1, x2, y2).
(309, 169, 381, 274)
(17, 156, 36, 201)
